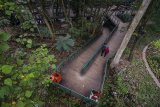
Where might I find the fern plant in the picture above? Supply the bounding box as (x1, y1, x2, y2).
(55, 34, 75, 51)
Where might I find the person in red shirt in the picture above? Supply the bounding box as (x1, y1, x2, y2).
(101, 43, 109, 57)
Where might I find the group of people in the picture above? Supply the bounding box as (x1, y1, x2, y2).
(101, 43, 109, 57)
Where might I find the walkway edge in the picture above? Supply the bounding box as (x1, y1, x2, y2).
(142, 45, 160, 88)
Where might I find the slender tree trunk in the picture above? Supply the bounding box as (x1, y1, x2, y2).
(61, 0, 72, 27)
(27, 2, 42, 39)
(40, 0, 55, 40)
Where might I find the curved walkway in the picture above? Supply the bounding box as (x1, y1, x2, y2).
(142, 45, 160, 88)
(59, 14, 129, 96)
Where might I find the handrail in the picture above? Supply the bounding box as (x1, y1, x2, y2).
(100, 54, 115, 92)
(81, 26, 118, 75)
(81, 47, 102, 75)
(52, 82, 97, 105)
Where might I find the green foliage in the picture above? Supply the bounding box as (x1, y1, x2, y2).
(17, 101, 25, 107)
(115, 75, 129, 94)
(69, 18, 94, 41)
(123, 47, 130, 56)
(1, 1, 37, 33)
(0, 17, 10, 28)
(16, 34, 33, 48)
(69, 27, 82, 38)
(0, 32, 10, 52)
(69, 26, 90, 40)
(39, 26, 51, 37)
(3, 2, 19, 16)
(0, 32, 11, 41)
(55, 34, 75, 51)
(100, 74, 130, 107)
(137, 75, 160, 107)
(152, 39, 160, 49)
(147, 43, 160, 78)
(20, 20, 37, 32)
(1, 65, 13, 74)
(25, 90, 33, 98)
(4, 78, 12, 86)
(145, 4, 160, 35)
(0, 45, 56, 106)
(148, 56, 160, 77)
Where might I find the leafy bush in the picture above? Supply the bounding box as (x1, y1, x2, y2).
(16, 34, 33, 48)
(3, 2, 19, 16)
(20, 20, 37, 32)
(55, 34, 75, 51)
(152, 39, 160, 49)
(0, 32, 10, 52)
(0, 45, 56, 107)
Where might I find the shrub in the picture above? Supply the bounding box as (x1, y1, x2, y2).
(16, 34, 33, 48)
(0, 45, 56, 107)
(55, 34, 75, 51)
(20, 20, 37, 32)
(0, 32, 10, 52)
(152, 39, 160, 49)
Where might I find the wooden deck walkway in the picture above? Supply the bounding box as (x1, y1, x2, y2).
(59, 14, 129, 97)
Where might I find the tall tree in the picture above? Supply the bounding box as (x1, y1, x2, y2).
(128, 0, 160, 61)
(112, 0, 152, 66)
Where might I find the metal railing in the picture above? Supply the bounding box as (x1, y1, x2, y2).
(81, 25, 118, 75)
(52, 83, 97, 106)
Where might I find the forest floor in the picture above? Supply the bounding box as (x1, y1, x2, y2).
(112, 47, 160, 107)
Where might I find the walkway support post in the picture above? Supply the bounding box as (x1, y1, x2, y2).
(111, 0, 152, 67)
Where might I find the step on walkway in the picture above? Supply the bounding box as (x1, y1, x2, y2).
(60, 14, 129, 96)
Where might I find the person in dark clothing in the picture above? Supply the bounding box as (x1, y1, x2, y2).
(101, 43, 109, 57)
(101, 43, 106, 56)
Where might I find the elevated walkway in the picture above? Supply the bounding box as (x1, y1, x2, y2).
(53, 11, 129, 100)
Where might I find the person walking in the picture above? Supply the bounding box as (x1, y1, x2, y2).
(101, 43, 109, 57)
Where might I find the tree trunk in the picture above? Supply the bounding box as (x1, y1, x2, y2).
(61, 0, 72, 27)
(40, 0, 55, 40)
(111, 0, 152, 67)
